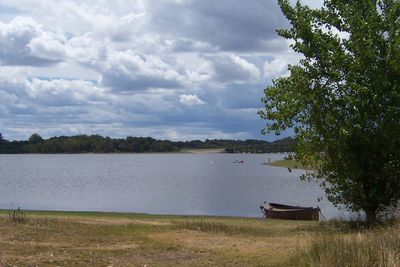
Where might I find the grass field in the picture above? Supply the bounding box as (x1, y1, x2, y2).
(0, 210, 314, 266)
(1, 210, 399, 266)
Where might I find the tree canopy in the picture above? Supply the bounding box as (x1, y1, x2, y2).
(28, 133, 44, 144)
(260, 0, 400, 222)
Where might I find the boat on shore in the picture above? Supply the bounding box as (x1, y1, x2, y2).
(260, 202, 320, 221)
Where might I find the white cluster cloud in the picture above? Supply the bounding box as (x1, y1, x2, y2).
(179, 94, 205, 106)
(0, 72, 109, 114)
(264, 57, 291, 79)
(99, 50, 183, 91)
(0, 17, 65, 65)
(0, 0, 314, 140)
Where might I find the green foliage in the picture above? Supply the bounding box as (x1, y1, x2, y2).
(9, 207, 28, 224)
(0, 133, 5, 146)
(225, 136, 295, 153)
(260, 0, 400, 222)
(28, 133, 43, 144)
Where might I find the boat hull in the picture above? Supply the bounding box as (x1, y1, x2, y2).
(260, 203, 320, 221)
(264, 208, 320, 221)
(268, 203, 313, 210)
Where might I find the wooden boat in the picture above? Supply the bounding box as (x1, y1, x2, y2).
(260, 202, 320, 221)
(268, 203, 314, 210)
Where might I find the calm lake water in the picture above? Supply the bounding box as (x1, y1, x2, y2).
(0, 153, 347, 219)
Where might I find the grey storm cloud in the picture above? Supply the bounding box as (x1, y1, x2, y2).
(208, 54, 260, 84)
(101, 71, 182, 92)
(147, 0, 288, 52)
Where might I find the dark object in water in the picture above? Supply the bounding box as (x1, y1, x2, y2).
(260, 202, 320, 221)
(233, 160, 244, 163)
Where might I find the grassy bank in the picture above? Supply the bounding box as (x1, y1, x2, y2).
(0, 210, 399, 266)
(179, 148, 225, 153)
(268, 159, 311, 170)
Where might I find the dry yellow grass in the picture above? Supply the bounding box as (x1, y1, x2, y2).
(1, 211, 398, 266)
(0, 212, 318, 266)
(295, 222, 400, 266)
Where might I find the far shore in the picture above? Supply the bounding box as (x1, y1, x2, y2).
(179, 148, 226, 153)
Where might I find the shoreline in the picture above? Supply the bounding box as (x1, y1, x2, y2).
(0, 209, 258, 220)
(178, 148, 226, 154)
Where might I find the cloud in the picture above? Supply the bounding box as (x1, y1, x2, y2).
(0, 17, 66, 66)
(146, 0, 287, 52)
(98, 50, 183, 91)
(209, 54, 261, 84)
(28, 78, 109, 106)
(291, 0, 324, 8)
(0, 72, 109, 119)
(115, 93, 178, 115)
(263, 50, 304, 80)
(0, 4, 22, 14)
(179, 94, 205, 106)
(169, 38, 215, 53)
(28, 33, 67, 60)
(264, 58, 289, 79)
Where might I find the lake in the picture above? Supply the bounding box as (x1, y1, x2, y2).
(0, 153, 347, 219)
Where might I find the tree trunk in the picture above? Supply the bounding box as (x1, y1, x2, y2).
(365, 209, 378, 224)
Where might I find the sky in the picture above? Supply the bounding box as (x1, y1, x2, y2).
(0, 0, 322, 141)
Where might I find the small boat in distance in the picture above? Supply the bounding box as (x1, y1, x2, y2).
(233, 160, 244, 163)
(260, 202, 320, 221)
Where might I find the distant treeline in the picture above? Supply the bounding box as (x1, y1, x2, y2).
(0, 133, 295, 154)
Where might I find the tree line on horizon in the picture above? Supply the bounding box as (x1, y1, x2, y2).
(0, 133, 295, 154)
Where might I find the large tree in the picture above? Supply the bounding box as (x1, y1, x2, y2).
(259, 0, 400, 222)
